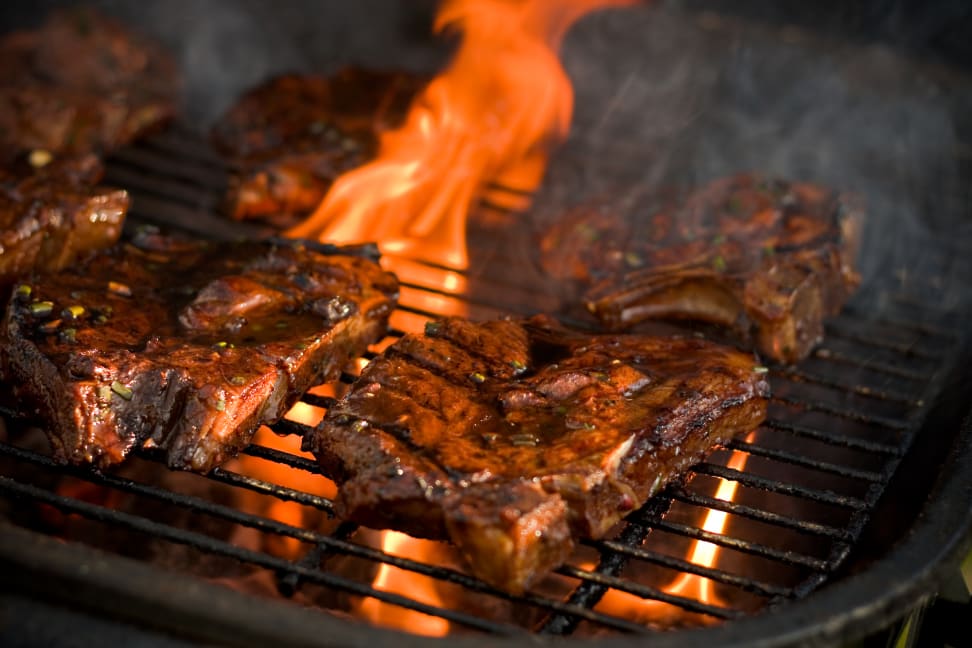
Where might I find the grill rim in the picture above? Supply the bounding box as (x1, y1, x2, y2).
(1, 412, 969, 648)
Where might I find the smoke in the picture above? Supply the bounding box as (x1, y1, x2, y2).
(535, 4, 971, 319)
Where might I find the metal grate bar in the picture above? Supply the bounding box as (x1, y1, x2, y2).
(669, 487, 852, 541)
(772, 367, 921, 407)
(770, 395, 911, 432)
(0, 475, 524, 636)
(690, 463, 868, 510)
(206, 467, 336, 514)
(644, 518, 831, 571)
(824, 323, 945, 361)
(762, 419, 902, 455)
(585, 536, 795, 598)
(726, 439, 886, 483)
(556, 563, 743, 621)
(240, 444, 322, 475)
(812, 348, 933, 382)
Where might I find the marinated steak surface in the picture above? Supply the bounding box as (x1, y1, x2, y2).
(310, 315, 768, 593)
(0, 7, 178, 159)
(210, 68, 425, 226)
(0, 234, 398, 472)
(0, 154, 128, 284)
(539, 174, 861, 363)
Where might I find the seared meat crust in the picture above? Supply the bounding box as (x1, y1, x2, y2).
(0, 7, 178, 159)
(0, 234, 398, 472)
(310, 315, 768, 593)
(0, 154, 128, 285)
(211, 68, 425, 225)
(539, 174, 861, 363)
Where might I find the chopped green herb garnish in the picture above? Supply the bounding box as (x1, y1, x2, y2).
(469, 372, 486, 384)
(424, 321, 441, 336)
(111, 381, 133, 400)
(107, 281, 132, 297)
(510, 434, 539, 447)
(97, 385, 112, 402)
(351, 419, 369, 434)
(61, 328, 77, 343)
(510, 359, 526, 372)
(753, 366, 769, 374)
(230, 376, 247, 386)
(214, 341, 235, 349)
(29, 301, 54, 317)
(63, 305, 86, 319)
(712, 255, 727, 272)
(712, 234, 727, 245)
(214, 398, 226, 412)
(15, 284, 31, 300)
(762, 245, 776, 257)
(624, 251, 643, 267)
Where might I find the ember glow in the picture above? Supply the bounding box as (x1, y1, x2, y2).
(358, 532, 453, 636)
(287, 0, 631, 269)
(595, 447, 751, 625)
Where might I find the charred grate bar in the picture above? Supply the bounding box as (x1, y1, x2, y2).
(0, 126, 969, 643)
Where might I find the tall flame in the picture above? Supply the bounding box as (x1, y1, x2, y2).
(287, 0, 631, 269)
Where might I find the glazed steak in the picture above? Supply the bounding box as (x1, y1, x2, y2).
(0, 154, 128, 284)
(0, 7, 178, 159)
(309, 315, 768, 593)
(539, 174, 861, 363)
(211, 68, 425, 226)
(0, 234, 398, 472)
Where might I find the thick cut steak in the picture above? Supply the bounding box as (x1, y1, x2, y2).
(0, 7, 178, 159)
(539, 174, 861, 363)
(309, 315, 768, 593)
(0, 154, 128, 284)
(0, 234, 398, 472)
(211, 68, 425, 226)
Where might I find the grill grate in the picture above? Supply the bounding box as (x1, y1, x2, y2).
(0, 125, 969, 641)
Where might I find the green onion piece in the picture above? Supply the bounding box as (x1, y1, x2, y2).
(15, 285, 31, 300)
(469, 372, 486, 384)
(97, 385, 112, 402)
(424, 321, 441, 336)
(230, 376, 247, 386)
(29, 301, 54, 317)
(63, 305, 85, 319)
(111, 381, 133, 400)
(61, 328, 77, 343)
(510, 434, 539, 447)
(712, 256, 727, 272)
(753, 366, 769, 374)
(214, 398, 226, 412)
(510, 359, 526, 372)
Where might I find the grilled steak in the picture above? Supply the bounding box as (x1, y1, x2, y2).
(0, 154, 128, 284)
(309, 315, 768, 593)
(539, 174, 861, 363)
(211, 68, 425, 226)
(0, 234, 398, 472)
(0, 7, 178, 159)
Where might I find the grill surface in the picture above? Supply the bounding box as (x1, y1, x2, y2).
(0, 122, 971, 646)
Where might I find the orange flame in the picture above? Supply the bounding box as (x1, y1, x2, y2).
(287, 0, 631, 269)
(358, 532, 453, 636)
(595, 447, 751, 625)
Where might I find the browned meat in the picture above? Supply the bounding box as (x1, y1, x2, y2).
(210, 68, 425, 226)
(0, 7, 179, 160)
(0, 233, 398, 472)
(309, 315, 768, 593)
(0, 154, 128, 285)
(539, 174, 862, 363)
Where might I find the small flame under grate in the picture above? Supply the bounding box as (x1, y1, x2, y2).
(0, 125, 969, 643)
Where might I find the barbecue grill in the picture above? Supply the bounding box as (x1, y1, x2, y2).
(2, 2, 972, 646)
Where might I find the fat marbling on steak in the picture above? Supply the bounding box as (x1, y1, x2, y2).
(0, 154, 128, 285)
(309, 315, 768, 593)
(0, 233, 398, 472)
(539, 174, 861, 363)
(211, 68, 425, 226)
